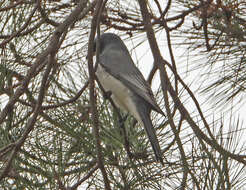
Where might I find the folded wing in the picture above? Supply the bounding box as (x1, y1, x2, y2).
(99, 49, 163, 115)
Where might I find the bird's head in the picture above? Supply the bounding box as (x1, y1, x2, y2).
(93, 33, 129, 55)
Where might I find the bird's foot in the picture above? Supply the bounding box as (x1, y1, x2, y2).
(103, 90, 112, 100)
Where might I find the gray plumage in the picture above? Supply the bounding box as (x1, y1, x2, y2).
(95, 33, 164, 164)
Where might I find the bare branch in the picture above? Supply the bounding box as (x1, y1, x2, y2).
(87, 0, 111, 189)
(0, 0, 90, 125)
(0, 0, 25, 12)
(0, 53, 54, 181)
(0, 3, 38, 48)
(37, 0, 60, 27)
(69, 164, 99, 190)
(138, 0, 246, 167)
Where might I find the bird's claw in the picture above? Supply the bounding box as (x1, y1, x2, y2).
(103, 90, 112, 99)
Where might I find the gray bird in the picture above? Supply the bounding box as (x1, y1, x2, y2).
(94, 33, 164, 164)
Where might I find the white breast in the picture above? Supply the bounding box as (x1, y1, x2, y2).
(96, 64, 142, 123)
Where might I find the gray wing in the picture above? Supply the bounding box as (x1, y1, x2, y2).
(99, 49, 163, 115)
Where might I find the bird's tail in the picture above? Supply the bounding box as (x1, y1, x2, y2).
(138, 109, 163, 165)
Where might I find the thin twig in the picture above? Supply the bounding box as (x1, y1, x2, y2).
(0, 3, 38, 48)
(87, 0, 111, 189)
(138, 0, 246, 168)
(0, 53, 54, 181)
(42, 81, 89, 110)
(37, 0, 60, 27)
(0, 20, 45, 39)
(161, 0, 172, 18)
(0, 0, 90, 125)
(0, 0, 25, 12)
(70, 164, 99, 190)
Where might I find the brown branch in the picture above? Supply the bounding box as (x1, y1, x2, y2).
(169, 16, 185, 31)
(96, 1, 213, 36)
(0, 53, 54, 181)
(37, 0, 60, 27)
(102, 21, 144, 31)
(50, 3, 72, 12)
(0, 0, 90, 125)
(77, 0, 97, 20)
(9, 43, 32, 67)
(201, 3, 212, 51)
(104, 16, 142, 29)
(0, 1, 93, 40)
(153, 0, 162, 16)
(138, 0, 246, 168)
(161, 0, 172, 18)
(0, 57, 88, 111)
(0, 20, 45, 39)
(101, 2, 211, 34)
(69, 164, 99, 190)
(107, 8, 142, 23)
(138, 4, 200, 184)
(0, 0, 25, 12)
(147, 64, 158, 85)
(42, 81, 89, 110)
(0, 3, 38, 48)
(163, 20, 178, 92)
(87, 0, 111, 189)
(0, 65, 24, 81)
(0, 143, 15, 161)
(165, 59, 246, 164)
(53, 169, 66, 190)
(165, 1, 212, 22)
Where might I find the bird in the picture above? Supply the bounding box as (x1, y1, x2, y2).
(94, 33, 164, 164)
